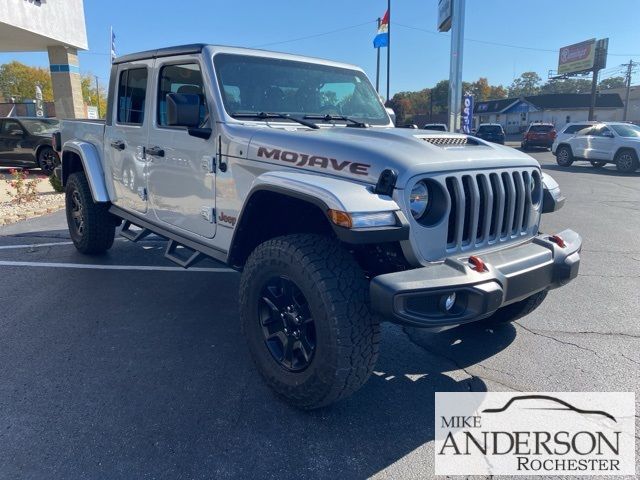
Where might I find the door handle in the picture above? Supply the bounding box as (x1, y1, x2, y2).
(110, 140, 125, 151)
(146, 146, 165, 157)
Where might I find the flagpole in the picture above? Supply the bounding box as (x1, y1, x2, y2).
(110, 26, 112, 63)
(386, 0, 391, 102)
(375, 17, 381, 94)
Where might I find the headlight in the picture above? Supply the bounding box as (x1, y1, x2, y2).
(409, 181, 429, 219)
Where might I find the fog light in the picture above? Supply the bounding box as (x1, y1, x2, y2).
(440, 292, 457, 312)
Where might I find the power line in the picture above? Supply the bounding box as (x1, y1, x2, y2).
(252, 20, 376, 48)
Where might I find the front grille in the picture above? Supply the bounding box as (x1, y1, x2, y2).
(444, 169, 538, 251)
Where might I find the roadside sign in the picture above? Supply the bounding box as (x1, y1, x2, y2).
(558, 39, 596, 75)
(87, 106, 99, 119)
(438, 0, 452, 32)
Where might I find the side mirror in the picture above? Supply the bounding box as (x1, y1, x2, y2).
(166, 93, 201, 128)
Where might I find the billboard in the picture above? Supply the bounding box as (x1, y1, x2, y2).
(438, 0, 452, 32)
(558, 39, 596, 75)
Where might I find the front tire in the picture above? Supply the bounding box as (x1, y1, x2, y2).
(239, 234, 380, 409)
(615, 149, 639, 173)
(65, 172, 115, 254)
(481, 289, 548, 325)
(556, 145, 574, 167)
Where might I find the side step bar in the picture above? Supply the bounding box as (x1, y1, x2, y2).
(110, 206, 229, 269)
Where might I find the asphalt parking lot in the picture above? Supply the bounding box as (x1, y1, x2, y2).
(0, 150, 638, 479)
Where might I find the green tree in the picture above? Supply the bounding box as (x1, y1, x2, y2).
(508, 71, 542, 97)
(0, 61, 53, 102)
(599, 76, 626, 90)
(540, 78, 592, 94)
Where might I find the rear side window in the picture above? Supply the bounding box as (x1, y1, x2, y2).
(157, 63, 209, 127)
(117, 68, 148, 125)
(563, 124, 589, 134)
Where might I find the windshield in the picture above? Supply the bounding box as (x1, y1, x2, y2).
(610, 124, 640, 137)
(424, 125, 446, 131)
(214, 53, 389, 125)
(20, 119, 59, 135)
(478, 125, 502, 134)
(529, 125, 554, 132)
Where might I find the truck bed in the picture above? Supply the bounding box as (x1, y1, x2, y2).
(60, 119, 106, 154)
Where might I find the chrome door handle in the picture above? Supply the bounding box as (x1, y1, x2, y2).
(146, 146, 165, 157)
(110, 140, 125, 151)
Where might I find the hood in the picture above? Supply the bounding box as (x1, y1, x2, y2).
(229, 124, 539, 187)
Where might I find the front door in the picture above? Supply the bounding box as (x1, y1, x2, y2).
(104, 61, 153, 214)
(590, 125, 616, 160)
(146, 58, 216, 238)
(0, 119, 30, 166)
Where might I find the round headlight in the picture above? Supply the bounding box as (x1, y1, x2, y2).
(409, 181, 429, 219)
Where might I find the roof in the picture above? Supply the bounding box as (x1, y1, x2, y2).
(475, 93, 624, 114)
(113, 44, 207, 64)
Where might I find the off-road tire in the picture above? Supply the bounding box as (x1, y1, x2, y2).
(239, 234, 380, 409)
(481, 289, 548, 325)
(37, 146, 59, 176)
(614, 149, 639, 173)
(65, 171, 115, 254)
(590, 160, 607, 168)
(556, 145, 574, 167)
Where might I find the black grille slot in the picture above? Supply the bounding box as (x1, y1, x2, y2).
(445, 177, 457, 246)
(461, 176, 473, 245)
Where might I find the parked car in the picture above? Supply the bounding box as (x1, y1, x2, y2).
(521, 123, 556, 150)
(0, 117, 60, 175)
(551, 121, 597, 154)
(422, 123, 447, 132)
(475, 123, 505, 144)
(553, 122, 640, 172)
(56, 43, 580, 409)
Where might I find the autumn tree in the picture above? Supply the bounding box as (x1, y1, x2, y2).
(0, 61, 53, 102)
(80, 74, 107, 117)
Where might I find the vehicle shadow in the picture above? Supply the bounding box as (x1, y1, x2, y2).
(541, 163, 640, 177)
(0, 228, 517, 479)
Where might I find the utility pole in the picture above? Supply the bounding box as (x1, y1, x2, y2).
(588, 68, 599, 121)
(375, 17, 381, 94)
(448, 0, 466, 132)
(94, 75, 101, 118)
(386, 0, 391, 102)
(622, 59, 635, 121)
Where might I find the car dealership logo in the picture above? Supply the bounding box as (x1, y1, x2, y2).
(435, 392, 635, 476)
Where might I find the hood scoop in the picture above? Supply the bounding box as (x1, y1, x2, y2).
(416, 135, 483, 147)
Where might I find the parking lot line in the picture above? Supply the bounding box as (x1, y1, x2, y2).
(0, 241, 76, 250)
(0, 260, 235, 273)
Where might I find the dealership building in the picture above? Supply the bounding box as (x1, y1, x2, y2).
(0, 0, 88, 118)
(474, 93, 625, 134)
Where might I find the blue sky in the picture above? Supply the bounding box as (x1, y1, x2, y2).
(3, 0, 640, 95)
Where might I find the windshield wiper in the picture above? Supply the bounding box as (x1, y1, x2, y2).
(303, 114, 370, 128)
(231, 111, 319, 129)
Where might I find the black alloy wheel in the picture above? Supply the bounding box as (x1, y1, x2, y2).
(69, 189, 85, 237)
(259, 275, 316, 372)
(38, 147, 59, 175)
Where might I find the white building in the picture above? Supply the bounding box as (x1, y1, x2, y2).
(600, 85, 640, 124)
(474, 93, 624, 134)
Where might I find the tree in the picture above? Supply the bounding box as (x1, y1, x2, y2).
(80, 74, 107, 118)
(540, 78, 592, 94)
(599, 76, 626, 90)
(488, 85, 508, 99)
(0, 61, 53, 102)
(468, 77, 491, 102)
(508, 71, 542, 97)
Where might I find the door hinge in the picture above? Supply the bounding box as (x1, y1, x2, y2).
(200, 206, 215, 223)
(201, 155, 216, 173)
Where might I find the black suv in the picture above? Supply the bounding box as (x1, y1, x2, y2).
(475, 123, 505, 144)
(0, 117, 60, 174)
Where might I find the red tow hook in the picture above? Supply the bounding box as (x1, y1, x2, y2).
(468, 255, 487, 273)
(549, 235, 566, 248)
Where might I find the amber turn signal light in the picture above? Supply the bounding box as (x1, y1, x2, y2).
(327, 209, 353, 228)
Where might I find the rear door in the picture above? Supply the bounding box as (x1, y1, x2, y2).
(571, 127, 594, 158)
(0, 119, 30, 165)
(104, 61, 153, 214)
(146, 57, 216, 238)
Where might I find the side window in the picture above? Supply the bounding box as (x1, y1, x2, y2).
(2, 120, 24, 135)
(595, 127, 612, 137)
(117, 68, 148, 125)
(157, 63, 209, 128)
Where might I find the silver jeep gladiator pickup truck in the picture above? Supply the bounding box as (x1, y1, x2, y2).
(55, 44, 581, 409)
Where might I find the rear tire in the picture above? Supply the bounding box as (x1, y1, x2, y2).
(615, 149, 639, 173)
(556, 145, 574, 167)
(37, 146, 59, 176)
(65, 172, 115, 254)
(590, 160, 607, 168)
(239, 234, 380, 409)
(481, 290, 548, 325)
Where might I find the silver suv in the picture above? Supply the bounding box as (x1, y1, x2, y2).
(55, 44, 581, 408)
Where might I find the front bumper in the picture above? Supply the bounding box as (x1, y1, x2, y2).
(370, 229, 581, 327)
